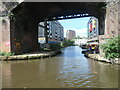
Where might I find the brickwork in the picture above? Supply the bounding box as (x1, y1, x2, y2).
(1, 17, 11, 52)
(99, 1, 119, 43)
(0, 1, 11, 52)
(99, 0, 120, 56)
(105, 1, 119, 38)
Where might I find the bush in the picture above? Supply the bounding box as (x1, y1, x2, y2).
(0, 51, 15, 56)
(4, 52, 15, 56)
(0, 51, 5, 56)
(50, 43, 62, 50)
(61, 38, 75, 47)
(100, 36, 120, 59)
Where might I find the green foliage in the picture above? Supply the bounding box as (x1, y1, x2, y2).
(0, 51, 5, 56)
(7, 13, 15, 19)
(100, 36, 120, 59)
(61, 38, 75, 47)
(50, 43, 62, 50)
(0, 51, 15, 56)
(4, 52, 15, 56)
(98, 2, 107, 12)
(74, 36, 82, 39)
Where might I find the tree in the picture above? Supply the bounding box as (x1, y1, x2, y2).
(61, 38, 75, 47)
(100, 36, 120, 59)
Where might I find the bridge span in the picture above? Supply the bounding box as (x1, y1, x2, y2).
(0, 1, 119, 54)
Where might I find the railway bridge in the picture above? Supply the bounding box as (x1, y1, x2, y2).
(0, 0, 119, 54)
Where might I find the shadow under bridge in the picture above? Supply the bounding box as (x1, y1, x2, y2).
(10, 2, 105, 54)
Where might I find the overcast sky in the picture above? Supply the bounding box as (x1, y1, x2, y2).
(59, 17, 91, 37)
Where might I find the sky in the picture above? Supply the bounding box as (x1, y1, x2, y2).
(58, 17, 91, 38)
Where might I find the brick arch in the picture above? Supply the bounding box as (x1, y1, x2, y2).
(10, 2, 106, 54)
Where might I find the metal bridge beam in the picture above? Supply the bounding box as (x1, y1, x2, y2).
(47, 14, 92, 21)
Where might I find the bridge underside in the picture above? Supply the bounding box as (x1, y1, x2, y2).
(10, 2, 105, 54)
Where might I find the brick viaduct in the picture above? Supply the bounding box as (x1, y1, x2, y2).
(0, 0, 120, 54)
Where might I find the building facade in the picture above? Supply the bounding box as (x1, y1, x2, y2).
(87, 17, 99, 43)
(66, 30, 76, 40)
(38, 22, 45, 43)
(48, 21, 64, 43)
(38, 21, 64, 44)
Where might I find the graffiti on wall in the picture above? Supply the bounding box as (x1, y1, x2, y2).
(15, 42, 20, 50)
(4, 41, 10, 47)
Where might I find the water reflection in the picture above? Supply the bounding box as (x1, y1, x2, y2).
(2, 46, 118, 88)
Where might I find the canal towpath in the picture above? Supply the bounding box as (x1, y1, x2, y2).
(0, 50, 61, 61)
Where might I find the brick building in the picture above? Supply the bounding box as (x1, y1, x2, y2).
(66, 30, 76, 40)
(87, 17, 99, 44)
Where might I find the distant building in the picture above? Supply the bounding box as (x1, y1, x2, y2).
(87, 17, 99, 44)
(66, 30, 76, 40)
(48, 21, 64, 43)
(74, 38, 88, 45)
(38, 22, 45, 43)
(38, 21, 64, 43)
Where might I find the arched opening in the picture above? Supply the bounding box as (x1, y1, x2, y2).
(10, 2, 106, 54)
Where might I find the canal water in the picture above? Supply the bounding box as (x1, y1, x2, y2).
(1, 46, 118, 88)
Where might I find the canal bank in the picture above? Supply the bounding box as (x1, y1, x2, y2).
(88, 54, 120, 65)
(0, 50, 61, 61)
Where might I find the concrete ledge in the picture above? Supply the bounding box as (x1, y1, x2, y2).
(0, 56, 8, 61)
(0, 51, 61, 61)
(7, 56, 17, 60)
(17, 55, 28, 60)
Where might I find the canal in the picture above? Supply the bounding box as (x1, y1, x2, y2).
(1, 46, 118, 88)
